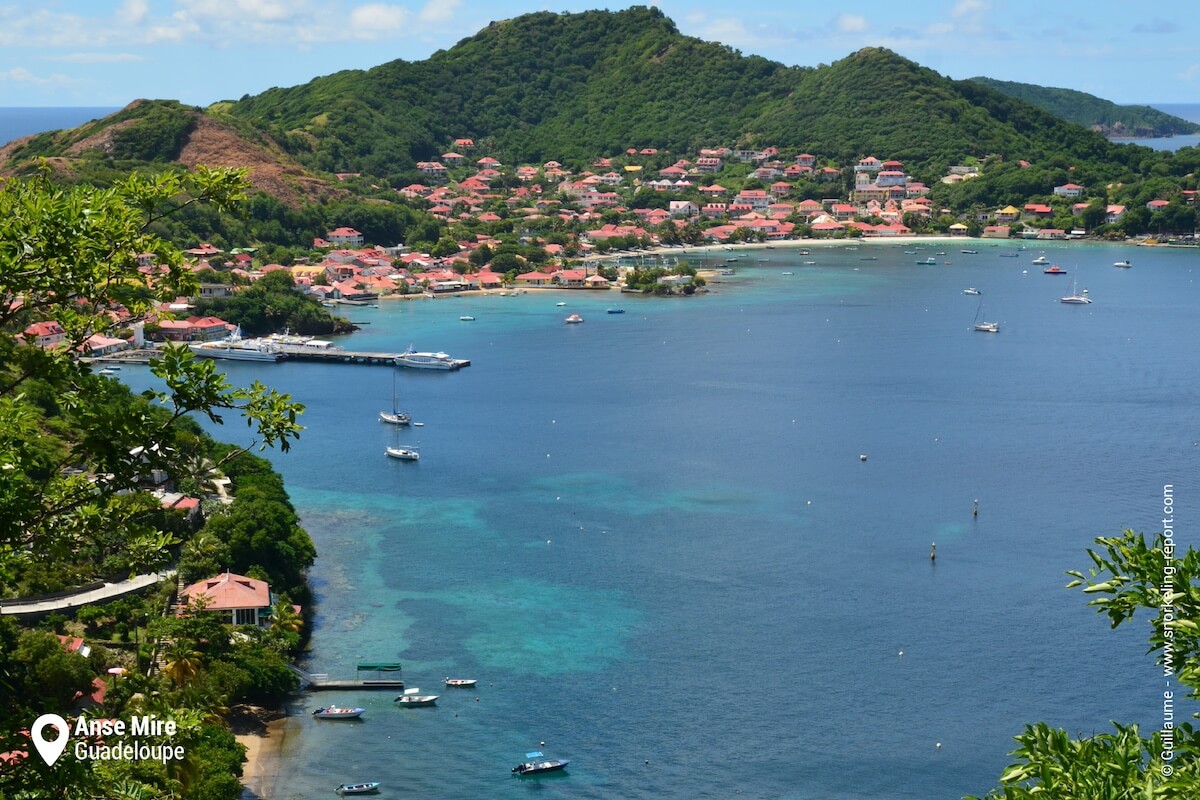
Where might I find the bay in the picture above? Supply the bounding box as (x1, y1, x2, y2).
(122, 240, 1198, 799)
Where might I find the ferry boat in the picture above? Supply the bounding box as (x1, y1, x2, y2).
(188, 339, 284, 362)
(395, 347, 468, 370)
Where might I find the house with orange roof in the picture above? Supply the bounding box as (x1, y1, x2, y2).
(326, 227, 364, 247)
(696, 156, 723, 173)
(982, 225, 1011, 239)
(1146, 199, 1169, 212)
(1105, 205, 1127, 224)
(23, 321, 66, 349)
(454, 138, 475, 149)
(515, 270, 552, 286)
(1053, 183, 1085, 198)
(441, 152, 464, 165)
(181, 572, 273, 626)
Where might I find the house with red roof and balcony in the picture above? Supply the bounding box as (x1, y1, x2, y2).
(23, 321, 66, 349)
(180, 572, 274, 626)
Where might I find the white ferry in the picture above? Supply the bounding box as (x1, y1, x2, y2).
(395, 346, 469, 370)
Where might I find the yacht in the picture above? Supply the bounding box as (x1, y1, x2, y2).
(963, 288, 981, 295)
(1113, 259, 1132, 268)
(395, 347, 467, 370)
(385, 446, 420, 461)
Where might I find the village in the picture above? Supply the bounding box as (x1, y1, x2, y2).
(18, 139, 1198, 350)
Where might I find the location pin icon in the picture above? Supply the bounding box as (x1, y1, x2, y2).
(31, 714, 69, 766)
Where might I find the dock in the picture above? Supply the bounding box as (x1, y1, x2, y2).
(289, 663, 405, 691)
(87, 348, 470, 369)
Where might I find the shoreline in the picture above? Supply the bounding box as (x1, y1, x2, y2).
(237, 716, 291, 799)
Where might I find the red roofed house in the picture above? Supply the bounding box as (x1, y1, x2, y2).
(1053, 183, 1085, 198)
(326, 227, 364, 247)
(186, 316, 231, 341)
(181, 572, 273, 626)
(1106, 205, 1127, 224)
(1146, 199, 1170, 212)
(515, 271, 553, 287)
(23, 321, 66, 349)
(454, 138, 475, 149)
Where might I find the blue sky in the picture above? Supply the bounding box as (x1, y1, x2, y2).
(1, 1, 1196, 108)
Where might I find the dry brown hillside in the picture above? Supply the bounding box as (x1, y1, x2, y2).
(0, 106, 344, 208)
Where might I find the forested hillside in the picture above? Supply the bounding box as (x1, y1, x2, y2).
(969, 76, 1200, 137)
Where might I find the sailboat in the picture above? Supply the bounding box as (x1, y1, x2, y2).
(379, 370, 411, 425)
(1060, 278, 1092, 304)
(973, 300, 999, 333)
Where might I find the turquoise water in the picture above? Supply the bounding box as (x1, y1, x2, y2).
(127, 241, 1198, 799)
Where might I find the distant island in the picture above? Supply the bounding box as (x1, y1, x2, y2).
(968, 76, 1200, 138)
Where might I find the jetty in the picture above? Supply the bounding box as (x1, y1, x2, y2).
(88, 348, 470, 369)
(290, 663, 406, 692)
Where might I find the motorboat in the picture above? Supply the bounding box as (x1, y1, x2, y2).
(1043, 265, 1067, 274)
(974, 321, 1000, 333)
(512, 752, 569, 776)
(312, 707, 365, 720)
(395, 346, 468, 370)
(963, 288, 981, 295)
(98, 368, 119, 376)
(1032, 256, 1050, 265)
(460, 315, 475, 321)
(961, 249, 979, 254)
(386, 446, 420, 461)
(556, 302, 567, 306)
(394, 688, 438, 706)
(606, 308, 626, 314)
(916, 257, 937, 265)
(444, 678, 477, 687)
(1114, 260, 1132, 268)
(781, 271, 794, 276)
(335, 783, 381, 795)
(564, 314, 584, 324)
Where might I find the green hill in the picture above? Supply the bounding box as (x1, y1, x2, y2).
(218, 7, 1149, 178)
(968, 76, 1200, 137)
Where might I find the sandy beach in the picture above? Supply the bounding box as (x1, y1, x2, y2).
(236, 715, 292, 800)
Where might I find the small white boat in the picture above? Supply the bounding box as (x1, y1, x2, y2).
(379, 371, 411, 426)
(335, 782, 381, 795)
(1113, 260, 1132, 268)
(963, 288, 981, 295)
(556, 302, 567, 307)
(974, 321, 1000, 333)
(460, 315, 475, 321)
(98, 368, 118, 376)
(1032, 256, 1050, 265)
(564, 313, 584, 324)
(444, 677, 477, 687)
(781, 271, 794, 276)
(395, 688, 438, 706)
(513, 752, 569, 776)
(386, 446, 420, 461)
(313, 706, 365, 720)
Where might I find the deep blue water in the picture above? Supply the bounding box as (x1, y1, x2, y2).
(120, 240, 1199, 799)
(0, 107, 121, 146)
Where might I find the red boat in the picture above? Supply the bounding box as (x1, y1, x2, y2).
(1043, 265, 1067, 274)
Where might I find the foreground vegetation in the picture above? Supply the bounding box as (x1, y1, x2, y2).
(0, 168, 311, 799)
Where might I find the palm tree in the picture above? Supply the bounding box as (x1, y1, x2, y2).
(161, 640, 203, 688)
(270, 599, 303, 634)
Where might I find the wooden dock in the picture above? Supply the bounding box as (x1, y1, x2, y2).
(306, 678, 405, 691)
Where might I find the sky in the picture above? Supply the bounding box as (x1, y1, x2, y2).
(0, 0, 1197, 108)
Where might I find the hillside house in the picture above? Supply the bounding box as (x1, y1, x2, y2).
(181, 572, 273, 626)
(1053, 183, 1085, 198)
(23, 321, 67, 349)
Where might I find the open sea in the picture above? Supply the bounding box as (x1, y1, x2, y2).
(117, 240, 1199, 799)
(0, 107, 121, 146)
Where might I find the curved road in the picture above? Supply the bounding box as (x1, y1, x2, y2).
(0, 571, 175, 617)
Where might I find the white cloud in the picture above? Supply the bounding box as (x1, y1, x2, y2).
(347, 3, 410, 37)
(418, 0, 462, 24)
(951, 0, 987, 18)
(835, 14, 868, 34)
(118, 0, 150, 25)
(925, 22, 953, 36)
(48, 52, 146, 64)
(0, 67, 73, 86)
(1181, 63, 1200, 81)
